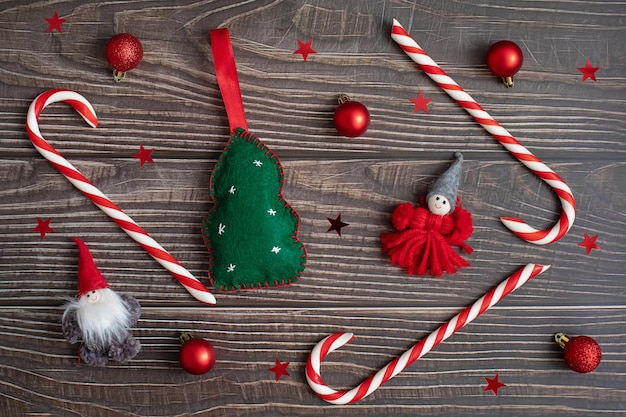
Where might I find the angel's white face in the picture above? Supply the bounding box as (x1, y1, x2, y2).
(427, 194, 451, 216)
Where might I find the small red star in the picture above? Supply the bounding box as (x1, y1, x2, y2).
(578, 232, 600, 255)
(45, 11, 66, 33)
(132, 144, 154, 167)
(268, 359, 290, 381)
(483, 373, 506, 396)
(410, 91, 432, 113)
(33, 217, 54, 239)
(327, 213, 349, 236)
(577, 59, 599, 82)
(293, 39, 317, 62)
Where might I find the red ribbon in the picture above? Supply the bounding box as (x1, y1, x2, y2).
(210, 28, 248, 133)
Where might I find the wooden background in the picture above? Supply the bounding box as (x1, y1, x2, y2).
(1, 1, 624, 416)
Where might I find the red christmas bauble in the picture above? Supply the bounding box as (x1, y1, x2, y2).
(562, 335, 602, 373)
(334, 95, 370, 137)
(179, 335, 216, 375)
(486, 41, 523, 87)
(486, 40, 523, 77)
(105, 33, 143, 81)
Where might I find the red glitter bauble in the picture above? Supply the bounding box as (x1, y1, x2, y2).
(334, 95, 370, 138)
(179, 334, 216, 375)
(563, 335, 602, 373)
(105, 33, 143, 80)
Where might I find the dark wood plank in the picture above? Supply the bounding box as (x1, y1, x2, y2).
(0, 307, 623, 416)
(1, 158, 623, 307)
(0, 0, 624, 416)
(1, 1, 624, 160)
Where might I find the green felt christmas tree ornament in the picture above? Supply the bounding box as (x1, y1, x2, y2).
(203, 29, 306, 291)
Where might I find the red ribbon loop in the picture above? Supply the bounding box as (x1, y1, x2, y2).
(210, 28, 248, 133)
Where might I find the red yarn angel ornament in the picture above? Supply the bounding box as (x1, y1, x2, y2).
(381, 152, 473, 276)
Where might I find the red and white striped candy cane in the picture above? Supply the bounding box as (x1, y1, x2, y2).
(26, 89, 216, 305)
(306, 263, 549, 404)
(391, 19, 576, 245)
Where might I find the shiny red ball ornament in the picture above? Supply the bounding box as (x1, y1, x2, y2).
(334, 94, 370, 137)
(486, 40, 523, 88)
(105, 33, 143, 82)
(179, 333, 216, 375)
(555, 333, 601, 373)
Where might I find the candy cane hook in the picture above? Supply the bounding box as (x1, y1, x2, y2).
(391, 19, 576, 245)
(26, 89, 216, 305)
(306, 263, 549, 404)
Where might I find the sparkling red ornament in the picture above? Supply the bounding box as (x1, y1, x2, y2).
(555, 333, 602, 373)
(179, 333, 216, 375)
(486, 40, 523, 88)
(105, 33, 143, 82)
(334, 94, 370, 137)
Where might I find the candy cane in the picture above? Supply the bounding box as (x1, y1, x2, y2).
(306, 263, 549, 404)
(26, 89, 216, 305)
(391, 19, 576, 245)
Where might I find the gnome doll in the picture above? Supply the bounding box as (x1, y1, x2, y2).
(380, 152, 473, 276)
(62, 237, 141, 366)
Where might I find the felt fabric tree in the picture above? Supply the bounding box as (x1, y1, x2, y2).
(204, 29, 306, 291)
(202, 128, 306, 290)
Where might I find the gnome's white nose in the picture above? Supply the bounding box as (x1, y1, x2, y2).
(85, 290, 102, 304)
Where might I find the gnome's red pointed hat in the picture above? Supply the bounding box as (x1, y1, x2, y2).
(73, 237, 109, 297)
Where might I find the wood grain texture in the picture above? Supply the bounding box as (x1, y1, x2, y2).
(1, 1, 624, 416)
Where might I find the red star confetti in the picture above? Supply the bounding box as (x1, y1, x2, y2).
(33, 217, 54, 239)
(483, 373, 506, 396)
(577, 59, 599, 82)
(268, 359, 290, 381)
(410, 91, 432, 113)
(327, 213, 349, 236)
(578, 232, 600, 255)
(132, 144, 154, 167)
(293, 39, 317, 62)
(45, 11, 66, 33)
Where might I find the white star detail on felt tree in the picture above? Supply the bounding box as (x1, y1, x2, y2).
(253, 160, 263, 167)
(227, 264, 236, 272)
(271, 246, 281, 254)
(218, 223, 226, 235)
(268, 209, 276, 216)
(228, 185, 236, 194)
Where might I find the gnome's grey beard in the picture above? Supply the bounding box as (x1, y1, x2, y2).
(63, 288, 132, 349)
